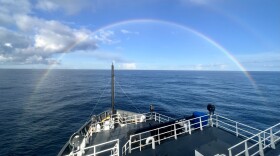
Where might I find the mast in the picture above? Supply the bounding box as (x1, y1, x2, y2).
(111, 63, 115, 114)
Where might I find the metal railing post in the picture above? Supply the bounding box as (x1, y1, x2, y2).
(258, 134, 264, 156)
(188, 120, 191, 134)
(94, 146, 96, 156)
(270, 128, 276, 149)
(152, 137, 155, 149)
(228, 149, 232, 156)
(174, 124, 177, 139)
(157, 128, 160, 144)
(216, 115, 219, 128)
(139, 135, 141, 151)
(184, 121, 188, 133)
(236, 122, 238, 137)
(155, 113, 157, 121)
(245, 141, 249, 156)
(263, 132, 266, 147)
(117, 139, 120, 156)
(129, 136, 132, 153)
(159, 114, 161, 123)
(210, 115, 213, 127)
(125, 143, 127, 155)
(199, 117, 203, 131)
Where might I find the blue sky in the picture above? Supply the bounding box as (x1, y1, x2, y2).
(0, 0, 279, 71)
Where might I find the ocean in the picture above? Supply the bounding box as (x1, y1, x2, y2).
(0, 69, 279, 155)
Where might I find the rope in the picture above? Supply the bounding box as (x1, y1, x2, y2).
(115, 79, 141, 113)
(87, 77, 141, 123)
(88, 79, 111, 119)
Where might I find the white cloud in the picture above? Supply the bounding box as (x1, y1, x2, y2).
(0, 0, 126, 66)
(0, 0, 98, 65)
(0, 0, 31, 14)
(33, 27, 94, 52)
(34, 0, 92, 15)
(0, 54, 12, 62)
(120, 29, 130, 34)
(119, 63, 136, 70)
(35, 0, 59, 11)
(0, 20, 97, 64)
(4, 43, 12, 48)
(179, 63, 228, 70)
(24, 55, 60, 65)
(94, 30, 119, 44)
(0, 12, 13, 25)
(120, 29, 139, 35)
(0, 0, 31, 25)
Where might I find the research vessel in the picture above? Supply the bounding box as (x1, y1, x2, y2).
(58, 64, 280, 156)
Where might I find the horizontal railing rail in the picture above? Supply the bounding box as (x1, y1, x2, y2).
(122, 114, 209, 155)
(153, 112, 175, 123)
(69, 139, 119, 156)
(86, 112, 174, 138)
(117, 112, 151, 125)
(228, 122, 280, 156)
(212, 115, 263, 142)
(120, 112, 175, 155)
(122, 113, 276, 156)
(122, 140, 130, 156)
(84, 139, 119, 156)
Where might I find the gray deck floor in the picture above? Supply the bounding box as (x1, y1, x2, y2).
(264, 141, 280, 156)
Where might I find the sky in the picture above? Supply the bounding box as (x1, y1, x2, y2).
(0, 0, 279, 71)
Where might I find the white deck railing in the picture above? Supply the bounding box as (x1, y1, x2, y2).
(116, 112, 175, 125)
(121, 113, 278, 156)
(86, 111, 175, 138)
(82, 110, 280, 156)
(79, 111, 170, 156)
(212, 115, 263, 141)
(83, 139, 119, 156)
(121, 112, 175, 155)
(153, 112, 175, 123)
(122, 114, 209, 155)
(228, 122, 280, 156)
(117, 112, 151, 125)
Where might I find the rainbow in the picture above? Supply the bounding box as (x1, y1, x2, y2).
(34, 19, 259, 92)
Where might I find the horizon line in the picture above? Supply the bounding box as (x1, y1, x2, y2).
(0, 68, 279, 72)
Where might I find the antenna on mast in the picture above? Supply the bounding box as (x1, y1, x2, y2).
(111, 63, 115, 114)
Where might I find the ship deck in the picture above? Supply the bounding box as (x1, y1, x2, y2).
(127, 126, 280, 156)
(83, 117, 163, 155)
(59, 111, 280, 156)
(90, 120, 161, 148)
(265, 142, 280, 156)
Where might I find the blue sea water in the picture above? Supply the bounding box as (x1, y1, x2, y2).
(0, 69, 279, 155)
